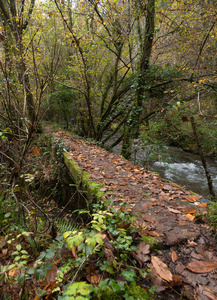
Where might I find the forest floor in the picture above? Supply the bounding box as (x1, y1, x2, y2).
(51, 128, 217, 300)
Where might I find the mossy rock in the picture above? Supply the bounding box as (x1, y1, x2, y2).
(63, 152, 105, 203)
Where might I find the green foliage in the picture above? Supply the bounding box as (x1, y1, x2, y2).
(142, 108, 217, 156)
(140, 236, 158, 251)
(48, 87, 78, 129)
(55, 218, 81, 234)
(89, 280, 155, 300)
(90, 210, 113, 231)
(58, 199, 155, 299)
(64, 282, 91, 299)
(207, 202, 217, 232)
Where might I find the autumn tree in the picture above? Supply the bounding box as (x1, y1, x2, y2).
(0, 0, 61, 171)
(0, 0, 36, 124)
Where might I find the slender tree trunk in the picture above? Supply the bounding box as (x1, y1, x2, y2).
(190, 116, 215, 198)
(0, 0, 36, 125)
(122, 0, 155, 159)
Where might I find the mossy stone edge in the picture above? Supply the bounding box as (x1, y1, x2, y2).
(63, 151, 105, 202)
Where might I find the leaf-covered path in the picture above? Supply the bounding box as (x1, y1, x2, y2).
(52, 129, 217, 299)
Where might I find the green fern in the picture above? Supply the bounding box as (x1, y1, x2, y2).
(55, 218, 81, 234)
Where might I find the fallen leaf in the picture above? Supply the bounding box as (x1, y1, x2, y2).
(33, 146, 40, 156)
(182, 207, 196, 214)
(119, 182, 128, 186)
(187, 195, 199, 203)
(183, 214, 195, 221)
(86, 273, 102, 286)
(190, 251, 203, 260)
(198, 202, 207, 208)
(71, 245, 78, 258)
(168, 207, 181, 214)
(186, 240, 197, 247)
(142, 214, 157, 223)
(175, 262, 185, 274)
(2, 248, 8, 256)
(170, 274, 182, 287)
(186, 261, 217, 273)
(151, 255, 173, 282)
(203, 290, 217, 300)
(0, 236, 6, 248)
(104, 248, 115, 263)
(135, 242, 150, 266)
(147, 263, 169, 293)
(183, 285, 196, 300)
(8, 268, 20, 278)
(171, 251, 178, 263)
(137, 242, 150, 254)
(149, 231, 164, 237)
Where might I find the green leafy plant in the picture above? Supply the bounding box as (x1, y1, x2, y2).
(207, 202, 217, 232)
(63, 281, 91, 299)
(90, 210, 113, 231)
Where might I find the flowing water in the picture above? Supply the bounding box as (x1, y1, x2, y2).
(150, 147, 217, 197)
(109, 139, 217, 197)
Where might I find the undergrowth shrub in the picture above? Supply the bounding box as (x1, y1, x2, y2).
(207, 202, 217, 233)
(0, 131, 157, 299)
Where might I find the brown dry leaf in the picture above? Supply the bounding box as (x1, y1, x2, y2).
(38, 281, 57, 300)
(33, 145, 40, 156)
(119, 182, 128, 186)
(104, 248, 115, 263)
(190, 251, 203, 260)
(203, 290, 217, 300)
(183, 214, 195, 221)
(0, 236, 6, 248)
(137, 242, 150, 255)
(71, 245, 78, 259)
(171, 251, 178, 263)
(102, 234, 114, 250)
(186, 240, 197, 247)
(149, 231, 164, 237)
(186, 261, 217, 273)
(86, 274, 102, 287)
(8, 267, 20, 278)
(183, 207, 196, 214)
(2, 248, 8, 256)
(168, 207, 181, 214)
(198, 202, 207, 208)
(147, 263, 169, 293)
(170, 274, 182, 287)
(151, 255, 173, 282)
(135, 242, 150, 266)
(187, 195, 199, 203)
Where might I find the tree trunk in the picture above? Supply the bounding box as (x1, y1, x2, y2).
(190, 116, 215, 198)
(0, 0, 36, 125)
(122, 0, 155, 159)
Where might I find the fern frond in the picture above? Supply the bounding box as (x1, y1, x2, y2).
(55, 218, 81, 234)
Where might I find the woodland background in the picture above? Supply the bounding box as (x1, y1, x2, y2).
(1, 0, 217, 299)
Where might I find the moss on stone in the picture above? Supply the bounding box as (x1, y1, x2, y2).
(125, 282, 156, 299)
(140, 235, 159, 251)
(63, 152, 107, 203)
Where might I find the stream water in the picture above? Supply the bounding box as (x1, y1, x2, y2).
(108, 139, 217, 197)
